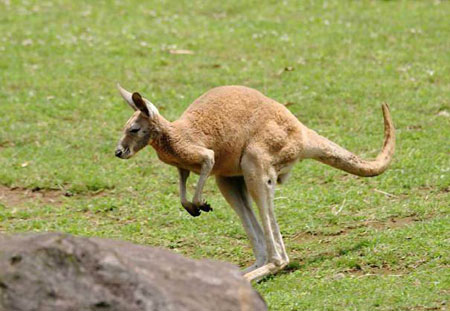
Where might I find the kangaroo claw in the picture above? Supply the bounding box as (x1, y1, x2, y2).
(199, 202, 213, 212)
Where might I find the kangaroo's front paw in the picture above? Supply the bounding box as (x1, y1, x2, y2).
(181, 202, 201, 217)
(199, 201, 213, 212)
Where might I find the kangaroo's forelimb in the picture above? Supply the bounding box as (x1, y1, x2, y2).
(177, 149, 214, 217)
(178, 168, 201, 217)
(192, 148, 215, 211)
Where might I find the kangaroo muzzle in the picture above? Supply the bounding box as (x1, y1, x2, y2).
(115, 144, 132, 159)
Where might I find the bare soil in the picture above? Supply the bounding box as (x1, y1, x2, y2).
(291, 215, 420, 244)
(0, 185, 106, 207)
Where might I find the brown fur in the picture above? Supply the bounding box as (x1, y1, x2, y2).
(116, 85, 395, 281)
(149, 87, 305, 174)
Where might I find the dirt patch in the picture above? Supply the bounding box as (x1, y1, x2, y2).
(0, 185, 106, 207)
(362, 216, 418, 230)
(0, 185, 64, 206)
(291, 215, 420, 244)
(331, 266, 404, 279)
(0, 140, 15, 151)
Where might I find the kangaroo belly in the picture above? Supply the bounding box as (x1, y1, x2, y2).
(211, 147, 244, 176)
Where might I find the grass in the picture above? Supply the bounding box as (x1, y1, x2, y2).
(0, 0, 449, 310)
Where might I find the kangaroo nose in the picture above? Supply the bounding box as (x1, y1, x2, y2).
(115, 149, 123, 158)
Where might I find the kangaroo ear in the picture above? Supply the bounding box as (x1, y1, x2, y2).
(117, 83, 159, 118)
(131, 92, 159, 118)
(132, 92, 150, 117)
(117, 83, 137, 111)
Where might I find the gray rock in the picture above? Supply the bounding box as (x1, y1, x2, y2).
(0, 233, 267, 311)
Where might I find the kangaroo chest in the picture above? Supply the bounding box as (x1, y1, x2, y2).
(154, 149, 202, 174)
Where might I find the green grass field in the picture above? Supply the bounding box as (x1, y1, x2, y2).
(1, 0, 449, 310)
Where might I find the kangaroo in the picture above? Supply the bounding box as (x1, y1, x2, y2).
(115, 84, 395, 281)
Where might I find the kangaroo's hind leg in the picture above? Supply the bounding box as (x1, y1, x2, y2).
(216, 175, 267, 273)
(240, 150, 289, 282)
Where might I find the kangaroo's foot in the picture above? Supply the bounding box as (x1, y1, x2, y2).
(198, 201, 213, 212)
(182, 200, 212, 217)
(244, 259, 289, 282)
(243, 259, 289, 282)
(242, 260, 267, 274)
(181, 202, 201, 217)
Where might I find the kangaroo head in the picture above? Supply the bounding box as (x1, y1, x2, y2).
(115, 84, 159, 159)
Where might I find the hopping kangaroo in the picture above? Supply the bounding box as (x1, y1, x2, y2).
(115, 84, 395, 281)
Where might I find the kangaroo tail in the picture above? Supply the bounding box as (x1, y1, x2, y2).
(304, 104, 395, 177)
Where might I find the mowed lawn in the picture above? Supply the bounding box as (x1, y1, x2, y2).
(0, 0, 449, 310)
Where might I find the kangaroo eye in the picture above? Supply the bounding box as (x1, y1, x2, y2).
(130, 128, 140, 133)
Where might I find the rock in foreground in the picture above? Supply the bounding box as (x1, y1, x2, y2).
(0, 233, 266, 311)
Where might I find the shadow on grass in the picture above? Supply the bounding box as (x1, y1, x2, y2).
(257, 240, 370, 283)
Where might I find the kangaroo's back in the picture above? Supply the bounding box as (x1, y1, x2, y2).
(180, 85, 302, 142)
(181, 85, 270, 120)
(175, 86, 304, 175)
